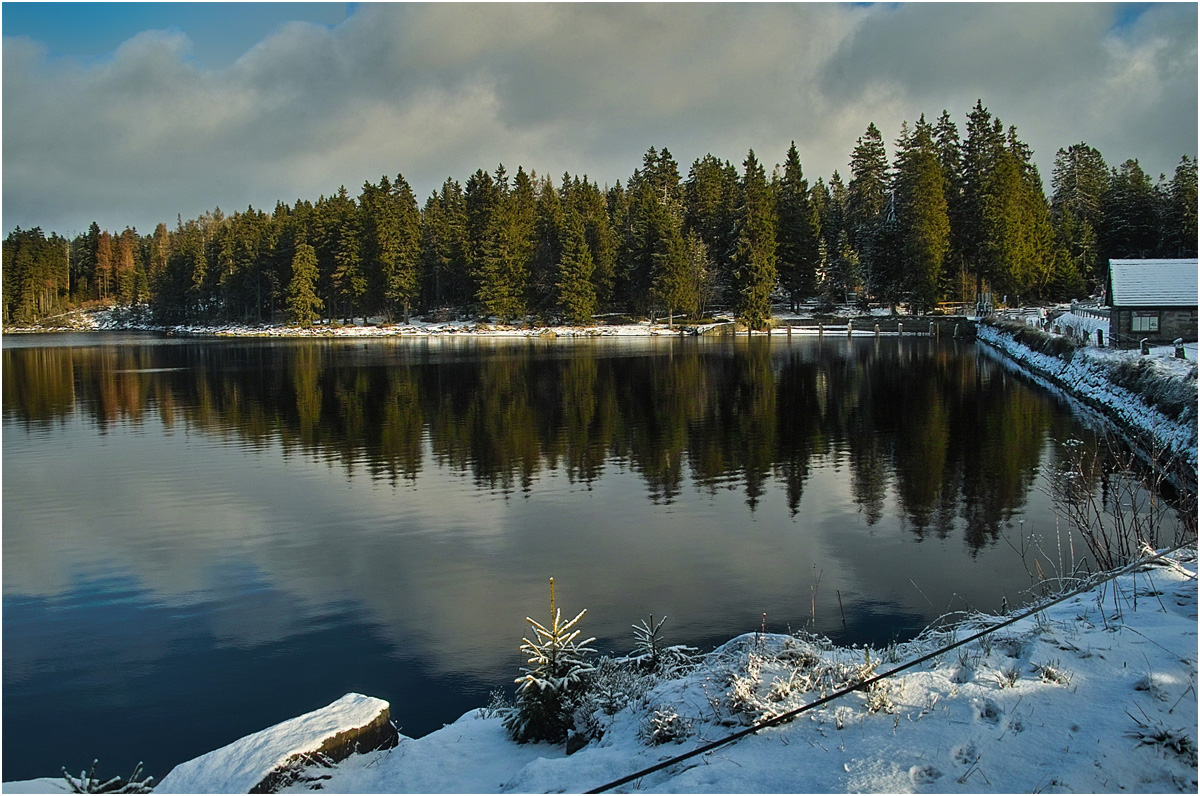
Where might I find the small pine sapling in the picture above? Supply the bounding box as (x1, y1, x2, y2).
(632, 615, 668, 669)
(505, 578, 597, 744)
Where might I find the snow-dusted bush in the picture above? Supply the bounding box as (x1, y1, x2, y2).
(715, 632, 895, 723)
(990, 319, 1084, 359)
(581, 655, 655, 717)
(1126, 712, 1198, 767)
(639, 704, 693, 745)
(61, 760, 153, 794)
(1033, 659, 1073, 686)
(1105, 356, 1198, 423)
(505, 601, 597, 744)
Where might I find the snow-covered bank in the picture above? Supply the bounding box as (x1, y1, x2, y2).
(977, 321, 1198, 480)
(1, 307, 722, 338)
(2, 305, 957, 340)
(24, 546, 1185, 794)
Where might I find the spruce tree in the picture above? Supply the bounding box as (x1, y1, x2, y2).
(623, 160, 685, 318)
(464, 169, 500, 313)
(960, 100, 1006, 295)
(420, 179, 469, 311)
(933, 109, 967, 301)
(576, 178, 618, 311)
(1051, 143, 1109, 290)
(775, 142, 820, 311)
(1162, 156, 1198, 257)
(651, 214, 693, 327)
(684, 154, 739, 305)
(477, 165, 536, 322)
(330, 189, 366, 322)
(893, 117, 950, 313)
(286, 242, 323, 326)
(732, 149, 777, 329)
(847, 122, 889, 295)
(363, 173, 422, 323)
(505, 579, 596, 744)
(1103, 159, 1161, 260)
(557, 208, 597, 325)
(531, 176, 566, 316)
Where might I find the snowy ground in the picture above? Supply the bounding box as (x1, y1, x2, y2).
(13, 548, 1193, 794)
(265, 551, 1199, 794)
(1, 307, 726, 338)
(2, 304, 937, 339)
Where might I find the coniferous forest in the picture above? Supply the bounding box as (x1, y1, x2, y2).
(4, 100, 1196, 328)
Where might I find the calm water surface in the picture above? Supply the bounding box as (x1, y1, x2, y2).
(3, 332, 1118, 780)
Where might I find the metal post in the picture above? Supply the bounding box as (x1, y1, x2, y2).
(1140, 338, 1150, 355)
(897, 322, 903, 337)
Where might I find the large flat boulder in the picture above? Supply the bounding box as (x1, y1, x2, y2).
(156, 693, 397, 793)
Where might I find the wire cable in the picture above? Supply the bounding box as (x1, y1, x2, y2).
(585, 539, 1196, 793)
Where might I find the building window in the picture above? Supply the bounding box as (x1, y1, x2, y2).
(1131, 311, 1159, 333)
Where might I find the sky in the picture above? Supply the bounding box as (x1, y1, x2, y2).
(2, 1, 1197, 237)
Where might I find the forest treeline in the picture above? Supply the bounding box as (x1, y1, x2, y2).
(4, 100, 1196, 327)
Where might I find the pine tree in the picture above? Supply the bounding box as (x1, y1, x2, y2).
(147, 223, 170, 297)
(330, 188, 366, 322)
(847, 122, 889, 295)
(775, 142, 820, 311)
(476, 165, 536, 322)
(1162, 156, 1198, 257)
(960, 100, 1006, 295)
(531, 176, 566, 316)
(2, 227, 69, 323)
(504, 579, 596, 744)
(684, 154, 739, 305)
(623, 150, 686, 319)
(1051, 143, 1109, 290)
(286, 242, 323, 326)
(732, 149, 777, 329)
(374, 173, 422, 322)
(651, 214, 694, 327)
(576, 177, 618, 311)
(96, 231, 114, 301)
(933, 109, 968, 301)
(557, 208, 597, 325)
(420, 179, 469, 312)
(892, 116, 950, 313)
(1103, 159, 1160, 261)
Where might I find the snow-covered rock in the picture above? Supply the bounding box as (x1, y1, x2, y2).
(155, 693, 394, 794)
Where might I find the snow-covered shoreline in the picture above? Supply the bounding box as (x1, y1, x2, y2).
(1, 307, 728, 338)
(1, 305, 945, 340)
(977, 320, 1199, 480)
(9, 547, 1195, 794)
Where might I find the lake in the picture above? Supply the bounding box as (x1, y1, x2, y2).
(1, 332, 1136, 781)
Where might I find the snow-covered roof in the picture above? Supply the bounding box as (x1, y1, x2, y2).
(1109, 258, 1198, 307)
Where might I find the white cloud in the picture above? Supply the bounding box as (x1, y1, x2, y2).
(2, 3, 1195, 235)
